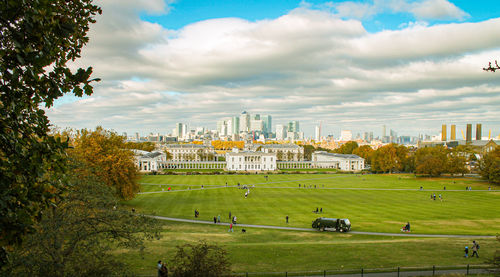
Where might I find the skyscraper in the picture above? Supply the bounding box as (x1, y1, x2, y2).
(276, 124, 287, 140)
(288, 121, 299, 132)
(232, 116, 240, 134)
(261, 115, 272, 134)
(382, 125, 386, 137)
(240, 111, 250, 133)
(315, 126, 321, 141)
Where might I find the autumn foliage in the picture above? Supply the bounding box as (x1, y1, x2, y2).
(211, 140, 244, 150)
(69, 127, 140, 200)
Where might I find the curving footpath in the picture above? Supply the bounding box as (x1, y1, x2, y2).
(146, 215, 496, 238)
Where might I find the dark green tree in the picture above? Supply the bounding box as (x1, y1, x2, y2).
(334, 141, 359, 154)
(2, 161, 161, 276)
(303, 145, 315, 161)
(353, 145, 374, 164)
(0, 0, 101, 252)
(171, 241, 231, 277)
(479, 146, 500, 184)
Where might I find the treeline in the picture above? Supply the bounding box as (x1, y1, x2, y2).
(333, 141, 499, 183)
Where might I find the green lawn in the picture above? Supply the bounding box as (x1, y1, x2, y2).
(119, 221, 498, 276)
(127, 174, 499, 235)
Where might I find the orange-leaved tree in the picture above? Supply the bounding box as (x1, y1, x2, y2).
(69, 127, 140, 200)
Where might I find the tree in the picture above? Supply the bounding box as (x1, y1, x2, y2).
(353, 145, 374, 164)
(69, 127, 140, 200)
(371, 144, 398, 173)
(124, 141, 156, 152)
(0, 0, 101, 251)
(171, 241, 231, 277)
(165, 150, 173, 161)
(479, 146, 500, 184)
(447, 150, 469, 177)
(334, 141, 359, 154)
(415, 146, 448, 177)
(303, 145, 314, 161)
(276, 150, 284, 161)
(2, 160, 161, 276)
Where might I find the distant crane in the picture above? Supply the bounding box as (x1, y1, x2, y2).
(461, 129, 466, 140)
(489, 129, 491, 140)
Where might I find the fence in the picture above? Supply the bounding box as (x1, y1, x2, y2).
(230, 264, 494, 277)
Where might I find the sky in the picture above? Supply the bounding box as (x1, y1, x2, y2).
(47, 0, 500, 138)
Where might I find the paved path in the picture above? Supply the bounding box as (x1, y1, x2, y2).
(146, 215, 496, 238)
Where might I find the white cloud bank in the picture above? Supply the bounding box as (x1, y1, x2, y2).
(48, 0, 500, 137)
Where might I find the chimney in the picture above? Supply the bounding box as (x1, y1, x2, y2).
(476, 124, 482, 140)
(450, 125, 456, 140)
(441, 124, 447, 141)
(466, 124, 472, 143)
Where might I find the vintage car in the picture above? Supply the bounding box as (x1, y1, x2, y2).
(312, 217, 351, 232)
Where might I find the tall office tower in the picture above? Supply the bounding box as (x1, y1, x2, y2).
(466, 124, 472, 142)
(315, 126, 321, 141)
(261, 115, 272, 134)
(253, 114, 260, 120)
(450, 125, 456, 140)
(441, 124, 447, 141)
(217, 120, 228, 136)
(288, 121, 299, 132)
(240, 111, 250, 133)
(250, 119, 263, 132)
(174, 123, 183, 138)
(232, 116, 240, 134)
(181, 123, 187, 139)
(390, 129, 397, 143)
(369, 132, 374, 141)
(227, 119, 233, 135)
(476, 124, 482, 140)
(340, 130, 353, 141)
(135, 132, 140, 140)
(276, 124, 287, 140)
(382, 125, 386, 137)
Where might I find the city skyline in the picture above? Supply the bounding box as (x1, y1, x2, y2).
(45, 0, 500, 137)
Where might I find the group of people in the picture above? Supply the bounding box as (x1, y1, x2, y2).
(299, 184, 323, 189)
(157, 260, 168, 277)
(194, 209, 199, 218)
(313, 207, 323, 213)
(430, 193, 443, 201)
(464, 241, 480, 258)
(401, 222, 411, 232)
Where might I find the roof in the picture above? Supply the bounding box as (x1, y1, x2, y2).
(165, 144, 212, 149)
(226, 151, 276, 157)
(261, 143, 301, 149)
(313, 151, 362, 159)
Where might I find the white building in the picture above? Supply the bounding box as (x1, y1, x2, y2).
(226, 149, 277, 171)
(261, 143, 304, 161)
(164, 144, 215, 161)
(133, 150, 167, 172)
(312, 151, 364, 171)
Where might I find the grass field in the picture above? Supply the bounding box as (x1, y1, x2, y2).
(123, 174, 499, 275)
(128, 174, 499, 235)
(120, 222, 498, 275)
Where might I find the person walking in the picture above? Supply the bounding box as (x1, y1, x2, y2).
(286, 215, 289, 224)
(213, 216, 217, 224)
(217, 214, 221, 223)
(229, 211, 231, 220)
(157, 260, 163, 277)
(464, 246, 469, 258)
(471, 241, 479, 258)
(228, 222, 233, 232)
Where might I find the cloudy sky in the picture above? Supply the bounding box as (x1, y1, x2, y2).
(47, 0, 500, 138)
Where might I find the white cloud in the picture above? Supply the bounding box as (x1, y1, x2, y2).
(47, 2, 500, 137)
(328, 0, 469, 21)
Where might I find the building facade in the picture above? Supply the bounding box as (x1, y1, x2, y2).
(226, 150, 277, 171)
(164, 144, 215, 161)
(312, 151, 365, 171)
(261, 143, 304, 161)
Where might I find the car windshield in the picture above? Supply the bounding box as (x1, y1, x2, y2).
(344, 219, 350, 225)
